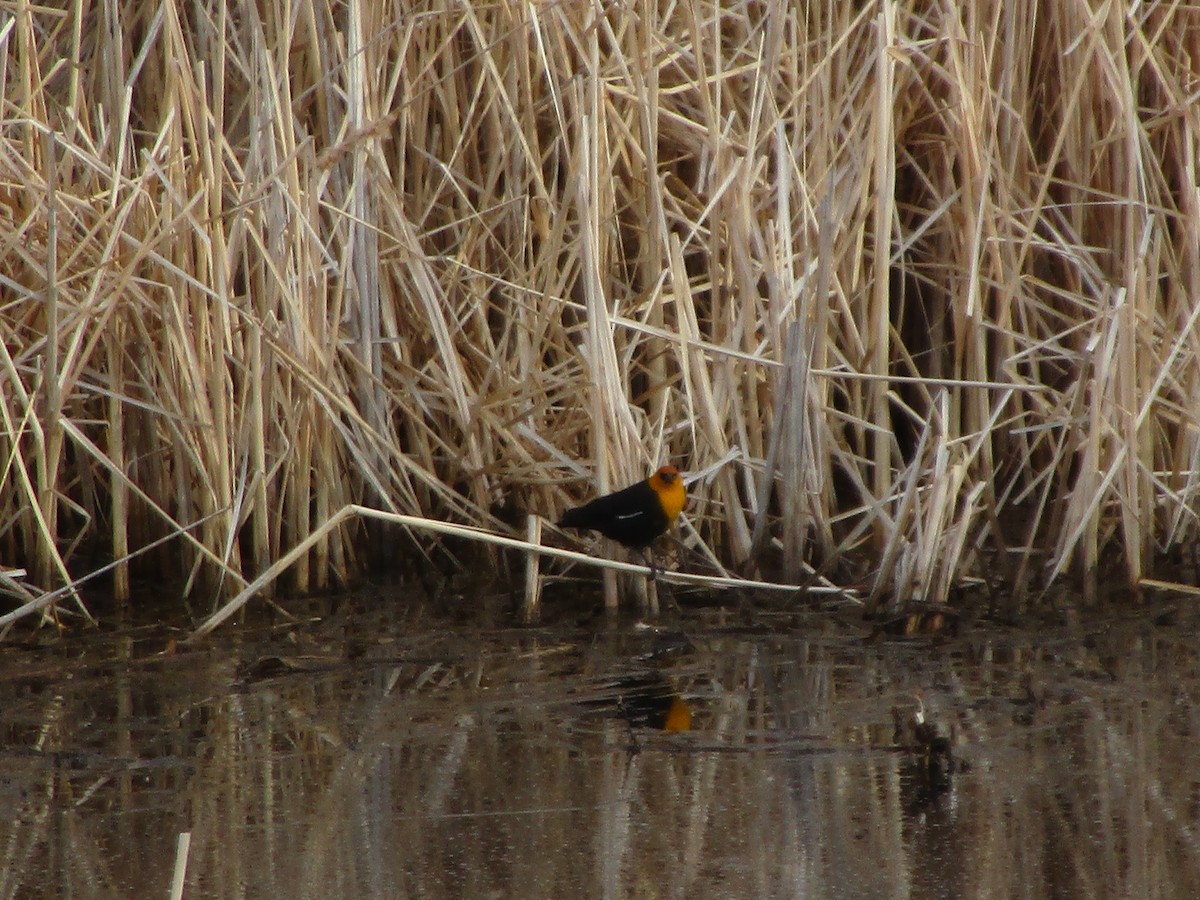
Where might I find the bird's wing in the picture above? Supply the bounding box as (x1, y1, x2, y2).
(612, 510, 647, 521)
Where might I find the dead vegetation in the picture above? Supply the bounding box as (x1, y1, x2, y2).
(2, 0, 1199, 626)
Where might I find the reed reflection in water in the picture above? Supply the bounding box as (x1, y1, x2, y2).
(0, 603, 1197, 898)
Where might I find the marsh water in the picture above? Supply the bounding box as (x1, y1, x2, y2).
(2, 583, 1198, 899)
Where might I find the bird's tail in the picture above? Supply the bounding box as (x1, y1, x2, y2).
(558, 508, 591, 530)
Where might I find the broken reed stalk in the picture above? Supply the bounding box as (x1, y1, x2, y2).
(188, 506, 845, 641)
(169, 832, 191, 900)
(2, 0, 1199, 629)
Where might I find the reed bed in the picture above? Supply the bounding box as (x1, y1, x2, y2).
(2, 0, 1199, 624)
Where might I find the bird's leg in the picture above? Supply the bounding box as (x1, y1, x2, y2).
(644, 547, 681, 613)
(640, 549, 659, 582)
(638, 549, 663, 616)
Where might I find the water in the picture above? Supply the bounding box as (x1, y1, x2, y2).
(1, 588, 1197, 898)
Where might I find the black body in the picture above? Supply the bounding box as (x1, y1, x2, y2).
(558, 479, 668, 549)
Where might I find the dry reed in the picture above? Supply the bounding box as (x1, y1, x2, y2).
(2, 0, 1200, 627)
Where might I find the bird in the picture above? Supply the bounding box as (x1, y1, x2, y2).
(586, 671, 693, 732)
(558, 465, 686, 572)
(616, 681, 693, 732)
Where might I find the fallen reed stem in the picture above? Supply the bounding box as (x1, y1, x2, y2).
(189, 506, 853, 640)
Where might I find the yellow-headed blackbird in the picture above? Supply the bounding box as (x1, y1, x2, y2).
(589, 672, 693, 732)
(661, 696, 693, 732)
(558, 465, 686, 550)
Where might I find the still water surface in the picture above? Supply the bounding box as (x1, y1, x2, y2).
(1, 587, 1197, 898)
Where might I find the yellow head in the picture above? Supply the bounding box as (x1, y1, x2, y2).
(648, 465, 686, 521)
(662, 696, 692, 732)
